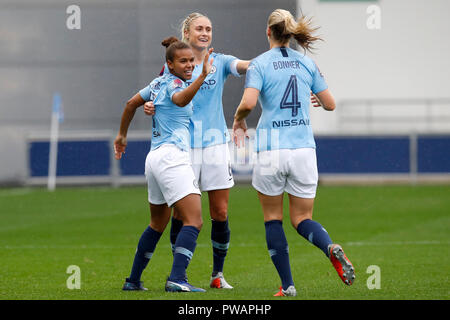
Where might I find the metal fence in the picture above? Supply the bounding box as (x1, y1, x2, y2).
(26, 129, 450, 187)
(337, 98, 450, 134)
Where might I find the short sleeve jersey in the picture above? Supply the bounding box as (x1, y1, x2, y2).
(139, 73, 193, 152)
(163, 52, 238, 148)
(245, 47, 328, 152)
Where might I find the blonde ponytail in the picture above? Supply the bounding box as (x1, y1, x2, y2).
(268, 9, 321, 52)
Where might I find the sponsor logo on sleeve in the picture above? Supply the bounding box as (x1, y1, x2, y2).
(170, 78, 184, 90)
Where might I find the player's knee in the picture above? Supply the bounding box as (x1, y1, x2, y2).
(209, 199, 229, 221)
(210, 206, 228, 221)
(189, 219, 203, 231)
(183, 214, 203, 230)
(196, 220, 203, 231)
(290, 213, 312, 229)
(149, 205, 171, 232)
(149, 220, 168, 233)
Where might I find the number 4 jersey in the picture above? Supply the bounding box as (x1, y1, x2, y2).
(245, 46, 328, 152)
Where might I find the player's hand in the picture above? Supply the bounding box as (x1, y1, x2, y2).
(232, 118, 249, 148)
(114, 134, 127, 160)
(201, 48, 214, 76)
(144, 101, 155, 116)
(311, 92, 322, 108)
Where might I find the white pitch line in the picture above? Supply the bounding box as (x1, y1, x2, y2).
(0, 188, 33, 197)
(0, 240, 448, 250)
(345, 240, 449, 246)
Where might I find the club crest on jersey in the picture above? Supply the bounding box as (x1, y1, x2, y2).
(209, 65, 217, 74)
(318, 68, 324, 78)
(170, 78, 183, 90)
(313, 62, 325, 78)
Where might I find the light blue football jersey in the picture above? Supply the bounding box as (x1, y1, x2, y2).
(245, 47, 328, 152)
(163, 52, 238, 148)
(139, 73, 193, 152)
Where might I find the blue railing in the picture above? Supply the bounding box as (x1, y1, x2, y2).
(27, 133, 450, 185)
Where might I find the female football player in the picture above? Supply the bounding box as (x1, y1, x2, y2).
(144, 12, 250, 289)
(232, 9, 355, 296)
(115, 36, 213, 292)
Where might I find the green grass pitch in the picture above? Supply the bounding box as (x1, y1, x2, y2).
(0, 184, 449, 300)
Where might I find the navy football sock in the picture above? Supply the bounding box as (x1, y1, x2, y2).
(296, 219, 333, 257)
(169, 226, 200, 281)
(128, 226, 162, 283)
(265, 220, 294, 290)
(211, 218, 230, 275)
(170, 217, 183, 255)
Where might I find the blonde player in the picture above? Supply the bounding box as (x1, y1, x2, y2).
(233, 9, 355, 296)
(145, 13, 250, 289)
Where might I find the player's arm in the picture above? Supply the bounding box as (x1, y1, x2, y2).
(114, 93, 145, 160)
(311, 61, 334, 111)
(235, 60, 251, 75)
(232, 87, 259, 147)
(172, 48, 214, 107)
(234, 87, 259, 120)
(313, 88, 336, 111)
(144, 65, 168, 116)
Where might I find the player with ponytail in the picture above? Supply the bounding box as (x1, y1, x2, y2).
(145, 12, 250, 290)
(115, 36, 214, 292)
(233, 9, 354, 296)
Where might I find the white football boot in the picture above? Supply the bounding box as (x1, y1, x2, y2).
(274, 285, 297, 297)
(210, 272, 234, 289)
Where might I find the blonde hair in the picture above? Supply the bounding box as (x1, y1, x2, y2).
(268, 9, 321, 52)
(180, 12, 209, 42)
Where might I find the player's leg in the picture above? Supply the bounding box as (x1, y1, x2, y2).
(174, 193, 203, 229)
(166, 193, 206, 292)
(149, 202, 172, 233)
(145, 145, 205, 292)
(169, 151, 201, 255)
(200, 144, 234, 289)
(286, 147, 332, 257)
(123, 202, 171, 291)
(288, 195, 332, 256)
(170, 208, 183, 254)
(123, 152, 169, 291)
(258, 192, 296, 296)
(252, 149, 296, 296)
(286, 148, 354, 285)
(208, 188, 233, 289)
(288, 194, 355, 285)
